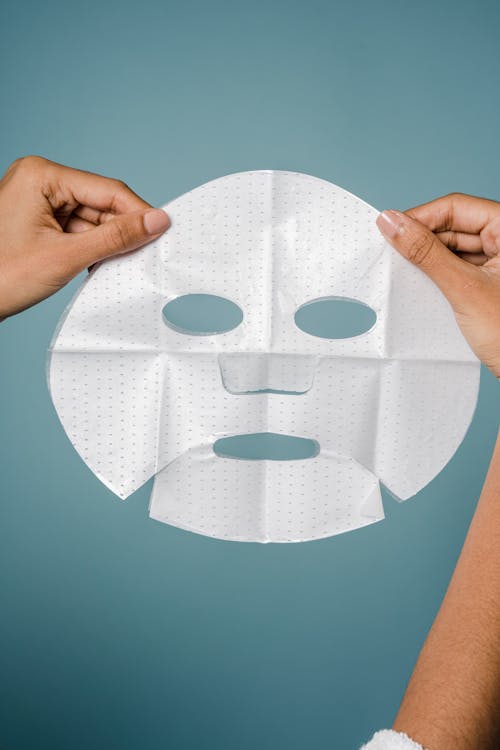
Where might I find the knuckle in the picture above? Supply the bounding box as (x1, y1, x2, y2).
(14, 154, 45, 172)
(4, 155, 45, 177)
(112, 177, 129, 191)
(106, 220, 130, 250)
(3, 155, 47, 184)
(406, 231, 435, 267)
(108, 178, 132, 212)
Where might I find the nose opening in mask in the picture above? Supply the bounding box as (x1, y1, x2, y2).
(294, 296, 377, 339)
(214, 433, 320, 461)
(162, 293, 243, 335)
(218, 353, 318, 395)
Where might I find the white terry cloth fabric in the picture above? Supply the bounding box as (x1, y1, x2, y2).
(360, 729, 425, 749)
(48, 170, 480, 542)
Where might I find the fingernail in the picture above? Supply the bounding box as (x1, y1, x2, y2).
(144, 208, 170, 235)
(376, 209, 405, 239)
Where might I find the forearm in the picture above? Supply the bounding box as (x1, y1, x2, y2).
(393, 428, 500, 749)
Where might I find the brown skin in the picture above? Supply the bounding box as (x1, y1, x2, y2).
(0, 155, 169, 320)
(392, 429, 500, 749)
(377, 195, 500, 749)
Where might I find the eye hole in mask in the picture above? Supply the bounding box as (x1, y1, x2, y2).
(214, 433, 320, 461)
(294, 296, 377, 339)
(162, 294, 244, 335)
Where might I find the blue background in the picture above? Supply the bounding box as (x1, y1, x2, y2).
(1, 1, 500, 748)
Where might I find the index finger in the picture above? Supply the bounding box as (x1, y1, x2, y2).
(405, 192, 500, 235)
(45, 159, 151, 214)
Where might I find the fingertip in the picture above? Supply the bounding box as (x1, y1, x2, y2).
(143, 208, 170, 236)
(376, 209, 405, 240)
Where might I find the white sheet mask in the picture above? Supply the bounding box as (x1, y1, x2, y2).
(48, 171, 480, 542)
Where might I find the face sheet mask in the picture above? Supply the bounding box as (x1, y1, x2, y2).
(48, 171, 480, 543)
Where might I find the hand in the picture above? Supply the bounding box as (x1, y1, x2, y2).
(376, 192, 500, 378)
(0, 156, 170, 320)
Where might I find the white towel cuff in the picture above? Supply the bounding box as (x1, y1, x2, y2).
(360, 729, 426, 750)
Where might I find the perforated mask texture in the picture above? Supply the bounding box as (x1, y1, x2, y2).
(48, 171, 480, 542)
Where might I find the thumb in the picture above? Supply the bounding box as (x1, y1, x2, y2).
(376, 209, 480, 310)
(65, 208, 170, 272)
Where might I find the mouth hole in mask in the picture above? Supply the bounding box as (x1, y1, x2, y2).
(213, 433, 319, 460)
(162, 294, 243, 335)
(294, 296, 377, 339)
